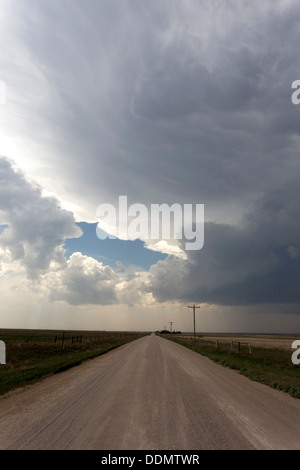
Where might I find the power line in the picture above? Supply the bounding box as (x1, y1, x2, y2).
(188, 304, 201, 340)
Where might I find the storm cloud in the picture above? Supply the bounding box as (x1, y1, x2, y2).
(1, 1, 300, 328)
(1, 0, 300, 222)
(149, 176, 300, 307)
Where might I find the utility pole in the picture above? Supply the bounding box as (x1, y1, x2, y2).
(169, 322, 174, 334)
(188, 304, 200, 340)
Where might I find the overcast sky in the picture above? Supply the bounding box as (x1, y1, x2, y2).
(1, 0, 300, 333)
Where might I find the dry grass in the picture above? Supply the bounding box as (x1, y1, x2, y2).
(0, 328, 148, 395)
(166, 333, 300, 399)
(199, 334, 298, 351)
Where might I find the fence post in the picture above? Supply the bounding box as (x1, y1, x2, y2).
(0, 340, 6, 364)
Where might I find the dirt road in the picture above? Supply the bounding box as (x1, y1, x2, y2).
(1, 334, 300, 450)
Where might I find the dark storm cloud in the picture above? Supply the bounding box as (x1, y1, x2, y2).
(2, 0, 300, 217)
(148, 176, 300, 307)
(2, 0, 300, 311)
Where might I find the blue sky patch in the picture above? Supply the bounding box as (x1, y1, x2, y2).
(63, 222, 167, 271)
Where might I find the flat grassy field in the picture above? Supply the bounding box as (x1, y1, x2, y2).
(0, 329, 148, 396)
(165, 333, 300, 399)
(200, 333, 297, 350)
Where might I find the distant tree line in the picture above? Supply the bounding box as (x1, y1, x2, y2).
(156, 329, 182, 335)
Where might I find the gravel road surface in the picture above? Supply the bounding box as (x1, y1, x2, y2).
(1, 334, 300, 450)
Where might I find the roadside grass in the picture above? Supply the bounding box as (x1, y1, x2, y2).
(0, 329, 148, 396)
(164, 335, 300, 399)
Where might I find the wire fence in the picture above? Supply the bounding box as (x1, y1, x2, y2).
(170, 334, 253, 354)
(0, 330, 146, 353)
